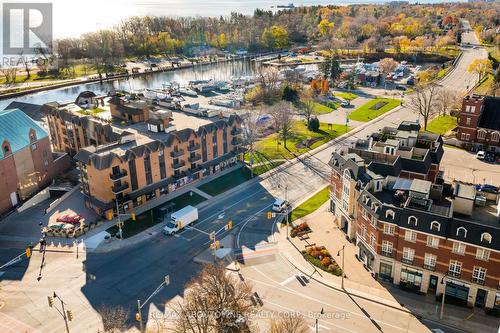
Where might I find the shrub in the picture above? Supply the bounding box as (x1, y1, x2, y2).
(282, 85, 299, 102)
(325, 101, 338, 109)
(308, 116, 320, 132)
(310, 250, 321, 258)
(320, 249, 330, 257)
(321, 257, 331, 266)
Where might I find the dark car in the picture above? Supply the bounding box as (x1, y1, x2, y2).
(475, 184, 499, 193)
(485, 153, 496, 163)
(396, 85, 407, 91)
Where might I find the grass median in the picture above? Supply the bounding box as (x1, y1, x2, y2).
(290, 186, 330, 222)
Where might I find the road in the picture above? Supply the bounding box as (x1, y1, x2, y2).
(0, 24, 491, 333)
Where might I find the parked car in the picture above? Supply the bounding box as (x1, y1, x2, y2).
(340, 100, 350, 107)
(475, 184, 498, 193)
(56, 214, 82, 224)
(395, 85, 407, 91)
(476, 151, 486, 160)
(406, 78, 415, 86)
(485, 153, 496, 163)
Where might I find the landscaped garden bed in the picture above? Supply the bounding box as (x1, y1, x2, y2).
(290, 222, 312, 238)
(302, 245, 343, 276)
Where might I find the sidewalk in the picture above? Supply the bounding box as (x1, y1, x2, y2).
(276, 202, 500, 333)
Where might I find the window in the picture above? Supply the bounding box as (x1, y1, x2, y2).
(370, 233, 376, 247)
(383, 223, 395, 235)
(405, 230, 417, 243)
(44, 160, 48, 166)
(424, 253, 436, 269)
(3, 145, 9, 154)
(371, 216, 377, 227)
(476, 248, 490, 261)
(492, 132, 500, 142)
(430, 221, 440, 232)
(362, 208, 368, 219)
(480, 232, 492, 244)
(460, 133, 470, 141)
(408, 216, 417, 226)
(360, 224, 366, 240)
(31, 143, 37, 150)
(448, 260, 462, 277)
(402, 247, 414, 263)
(477, 130, 486, 140)
(426, 236, 439, 248)
(385, 209, 395, 220)
(466, 117, 471, 126)
(144, 153, 153, 185)
(382, 241, 393, 257)
(452, 242, 466, 255)
(472, 267, 486, 284)
(456, 227, 467, 238)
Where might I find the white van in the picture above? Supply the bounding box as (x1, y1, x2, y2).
(272, 199, 289, 212)
(163, 205, 198, 235)
(476, 151, 486, 160)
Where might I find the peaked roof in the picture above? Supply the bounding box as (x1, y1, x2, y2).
(0, 109, 48, 159)
(4, 101, 44, 121)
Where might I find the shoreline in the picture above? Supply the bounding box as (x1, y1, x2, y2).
(0, 52, 278, 102)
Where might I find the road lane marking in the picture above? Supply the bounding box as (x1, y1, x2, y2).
(280, 274, 299, 286)
(247, 266, 418, 333)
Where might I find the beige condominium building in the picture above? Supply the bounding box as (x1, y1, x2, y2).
(44, 92, 244, 216)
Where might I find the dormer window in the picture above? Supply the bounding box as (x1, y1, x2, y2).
(408, 216, 417, 226)
(477, 130, 486, 140)
(3, 145, 9, 154)
(491, 132, 500, 142)
(456, 227, 467, 238)
(385, 210, 395, 220)
(430, 221, 440, 232)
(480, 232, 492, 244)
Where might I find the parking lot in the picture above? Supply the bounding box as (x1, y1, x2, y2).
(441, 147, 500, 186)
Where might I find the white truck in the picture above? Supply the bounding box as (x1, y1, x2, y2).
(163, 205, 199, 235)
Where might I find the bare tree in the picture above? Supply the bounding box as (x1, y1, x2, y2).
(435, 89, 461, 116)
(173, 264, 256, 333)
(0, 67, 17, 84)
(269, 101, 294, 149)
(98, 305, 130, 333)
(378, 57, 398, 75)
(407, 83, 439, 131)
(257, 67, 281, 102)
(268, 315, 309, 333)
(242, 109, 264, 177)
(299, 89, 317, 126)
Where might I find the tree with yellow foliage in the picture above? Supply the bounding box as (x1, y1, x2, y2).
(318, 19, 335, 38)
(468, 59, 493, 83)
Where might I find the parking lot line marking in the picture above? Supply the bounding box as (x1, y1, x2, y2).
(279, 274, 298, 286)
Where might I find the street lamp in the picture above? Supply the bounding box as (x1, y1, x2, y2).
(337, 245, 345, 289)
(278, 184, 289, 240)
(440, 276, 447, 320)
(137, 275, 171, 333)
(315, 308, 324, 333)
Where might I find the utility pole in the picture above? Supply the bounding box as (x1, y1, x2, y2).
(48, 292, 71, 333)
(440, 278, 447, 320)
(137, 275, 170, 333)
(115, 199, 123, 240)
(337, 245, 345, 289)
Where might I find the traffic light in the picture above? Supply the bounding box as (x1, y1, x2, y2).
(66, 310, 73, 321)
(227, 220, 233, 230)
(47, 296, 54, 307)
(209, 231, 215, 241)
(267, 212, 272, 220)
(26, 247, 32, 258)
(131, 213, 136, 221)
(135, 312, 141, 321)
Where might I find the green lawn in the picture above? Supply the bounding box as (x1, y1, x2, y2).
(106, 191, 206, 239)
(474, 74, 494, 95)
(77, 108, 107, 116)
(334, 91, 358, 101)
(312, 101, 334, 114)
(254, 121, 351, 160)
(348, 98, 400, 122)
(198, 167, 252, 196)
(426, 115, 457, 135)
(290, 186, 330, 222)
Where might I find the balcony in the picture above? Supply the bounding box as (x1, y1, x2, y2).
(170, 149, 185, 158)
(381, 251, 393, 258)
(188, 154, 201, 162)
(423, 264, 436, 271)
(110, 170, 128, 181)
(401, 258, 414, 265)
(112, 182, 129, 194)
(448, 271, 461, 278)
(172, 160, 186, 170)
(187, 143, 201, 152)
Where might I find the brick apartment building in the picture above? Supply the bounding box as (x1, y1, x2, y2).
(329, 121, 444, 239)
(0, 109, 69, 215)
(456, 95, 500, 153)
(44, 91, 244, 216)
(329, 121, 500, 310)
